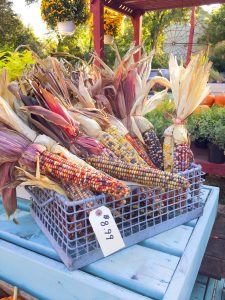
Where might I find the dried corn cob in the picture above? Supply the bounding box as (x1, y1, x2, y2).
(105, 126, 151, 167)
(60, 182, 94, 201)
(163, 128, 174, 172)
(39, 151, 130, 198)
(125, 134, 156, 168)
(86, 155, 189, 190)
(98, 131, 148, 167)
(173, 144, 194, 173)
(142, 129, 164, 170)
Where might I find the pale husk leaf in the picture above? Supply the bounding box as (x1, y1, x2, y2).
(17, 167, 67, 197)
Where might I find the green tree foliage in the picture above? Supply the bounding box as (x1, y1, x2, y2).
(204, 4, 225, 45)
(0, 50, 35, 80)
(198, 5, 225, 72)
(0, 0, 43, 54)
(104, 8, 189, 67)
(210, 41, 225, 72)
(142, 8, 189, 51)
(53, 24, 92, 60)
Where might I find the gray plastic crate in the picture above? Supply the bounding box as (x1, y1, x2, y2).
(27, 163, 204, 270)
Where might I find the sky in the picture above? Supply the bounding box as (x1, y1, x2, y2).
(12, 0, 48, 38)
(12, 0, 221, 39)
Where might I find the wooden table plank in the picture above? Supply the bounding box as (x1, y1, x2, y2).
(190, 282, 206, 300)
(196, 275, 208, 285)
(0, 186, 218, 300)
(204, 278, 216, 300)
(163, 187, 219, 300)
(140, 225, 193, 257)
(0, 240, 150, 300)
(0, 211, 60, 261)
(84, 245, 179, 299)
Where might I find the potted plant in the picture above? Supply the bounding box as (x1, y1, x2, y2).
(104, 8, 123, 44)
(187, 110, 209, 149)
(195, 106, 225, 163)
(207, 107, 225, 163)
(41, 0, 89, 35)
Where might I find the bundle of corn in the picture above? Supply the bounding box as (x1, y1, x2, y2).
(23, 54, 160, 169)
(39, 151, 129, 197)
(105, 125, 153, 167)
(20, 82, 104, 157)
(92, 46, 171, 170)
(0, 95, 124, 210)
(86, 154, 189, 190)
(0, 126, 130, 216)
(124, 133, 156, 168)
(118, 67, 169, 170)
(0, 93, 100, 172)
(163, 54, 212, 173)
(69, 109, 150, 167)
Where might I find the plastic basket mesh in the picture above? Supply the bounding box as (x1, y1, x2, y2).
(27, 163, 204, 270)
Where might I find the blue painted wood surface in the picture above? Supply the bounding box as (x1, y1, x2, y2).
(190, 275, 225, 300)
(0, 186, 219, 300)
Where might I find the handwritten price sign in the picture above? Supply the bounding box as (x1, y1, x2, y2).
(89, 206, 125, 256)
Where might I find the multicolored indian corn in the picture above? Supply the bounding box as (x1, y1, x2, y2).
(173, 144, 194, 173)
(125, 134, 156, 168)
(86, 155, 190, 190)
(39, 151, 130, 198)
(60, 182, 94, 201)
(99, 129, 148, 167)
(142, 129, 164, 170)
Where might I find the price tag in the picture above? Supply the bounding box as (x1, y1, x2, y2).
(89, 206, 125, 257)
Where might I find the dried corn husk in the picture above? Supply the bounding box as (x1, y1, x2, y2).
(0, 162, 17, 217)
(0, 96, 96, 169)
(163, 53, 212, 172)
(17, 167, 67, 197)
(0, 96, 37, 141)
(0, 69, 14, 107)
(130, 88, 168, 143)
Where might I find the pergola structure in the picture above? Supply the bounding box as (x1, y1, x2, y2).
(90, 0, 225, 62)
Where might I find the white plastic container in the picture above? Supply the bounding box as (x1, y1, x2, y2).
(104, 34, 114, 45)
(57, 21, 75, 36)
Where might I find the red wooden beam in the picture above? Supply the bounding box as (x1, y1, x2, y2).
(90, 0, 104, 65)
(131, 14, 142, 61)
(105, 0, 225, 14)
(186, 7, 196, 66)
(104, 0, 137, 16)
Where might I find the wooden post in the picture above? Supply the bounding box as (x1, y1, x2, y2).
(90, 0, 104, 65)
(186, 7, 196, 66)
(131, 13, 142, 62)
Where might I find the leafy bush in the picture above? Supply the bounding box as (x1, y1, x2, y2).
(188, 106, 225, 150)
(0, 51, 35, 80)
(152, 52, 169, 69)
(187, 109, 211, 141)
(208, 106, 225, 149)
(145, 98, 175, 140)
(209, 68, 224, 82)
(210, 41, 225, 73)
(210, 55, 225, 73)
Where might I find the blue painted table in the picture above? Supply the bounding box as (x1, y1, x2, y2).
(0, 185, 219, 300)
